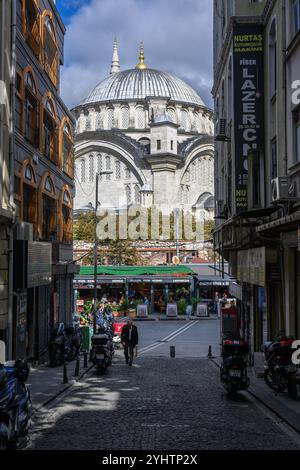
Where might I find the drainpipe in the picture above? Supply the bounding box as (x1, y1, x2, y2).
(7, 0, 17, 359)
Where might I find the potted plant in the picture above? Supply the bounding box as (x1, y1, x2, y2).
(178, 298, 188, 315)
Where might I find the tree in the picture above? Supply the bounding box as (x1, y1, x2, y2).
(106, 239, 142, 265)
(73, 213, 96, 243)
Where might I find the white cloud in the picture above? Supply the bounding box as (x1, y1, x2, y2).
(60, 0, 213, 109)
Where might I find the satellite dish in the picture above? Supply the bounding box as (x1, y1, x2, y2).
(172, 256, 180, 265)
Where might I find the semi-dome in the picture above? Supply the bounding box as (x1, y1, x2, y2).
(80, 68, 205, 107)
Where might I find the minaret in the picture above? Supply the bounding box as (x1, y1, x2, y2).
(110, 35, 120, 74)
(135, 42, 148, 70)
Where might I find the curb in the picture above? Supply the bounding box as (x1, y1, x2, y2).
(33, 363, 94, 412)
(209, 357, 300, 435)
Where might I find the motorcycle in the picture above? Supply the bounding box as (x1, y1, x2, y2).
(48, 322, 82, 366)
(0, 359, 32, 450)
(220, 338, 250, 397)
(261, 335, 298, 395)
(91, 324, 114, 373)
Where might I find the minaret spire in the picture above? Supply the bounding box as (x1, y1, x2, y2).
(110, 34, 120, 74)
(135, 41, 148, 70)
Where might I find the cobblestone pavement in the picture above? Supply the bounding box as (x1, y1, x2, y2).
(28, 355, 300, 450)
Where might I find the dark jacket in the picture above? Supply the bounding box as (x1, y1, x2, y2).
(121, 324, 138, 347)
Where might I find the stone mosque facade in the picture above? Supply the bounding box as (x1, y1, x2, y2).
(72, 39, 214, 252)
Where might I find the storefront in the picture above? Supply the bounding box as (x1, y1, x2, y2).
(74, 265, 196, 314)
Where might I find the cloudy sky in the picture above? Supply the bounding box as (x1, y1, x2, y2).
(56, 0, 213, 109)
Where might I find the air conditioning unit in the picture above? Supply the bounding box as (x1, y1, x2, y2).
(215, 118, 229, 141)
(271, 177, 297, 202)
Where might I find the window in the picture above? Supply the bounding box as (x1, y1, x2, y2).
(89, 155, 94, 182)
(42, 98, 57, 163)
(85, 116, 91, 131)
(107, 108, 114, 129)
(170, 140, 174, 151)
(97, 154, 102, 180)
(269, 20, 277, 98)
(41, 175, 57, 241)
(134, 185, 140, 203)
(181, 110, 190, 131)
(15, 72, 23, 133)
(95, 112, 101, 129)
(24, 71, 39, 147)
(120, 107, 129, 129)
(116, 160, 121, 179)
(43, 14, 58, 87)
(136, 107, 145, 128)
(61, 121, 73, 177)
(271, 139, 277, 179)
(20, 161, 37, 237)
(294, 0, 300, 34)
(60, 188, 72, 244)
(125, 166, 131, 180)
(23, 0, 40, 59)
(105, 155, 111, 180)
(167, 108, 176, 123)
(138, 138, 150, 154)
(157, 140, 161, 150)
(125, 185, 131, 204)
(80, 159, 86, 183)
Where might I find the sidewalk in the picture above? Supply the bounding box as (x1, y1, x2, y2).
(28, 355, 92, 411)
(133, 313, 219, 321)
(211, 355, 300, 434)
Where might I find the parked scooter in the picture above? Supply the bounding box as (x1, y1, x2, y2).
(0, 359, 32, 449)
(220, 338, 250, 397)
(261, 335, 298, 395)
(90, 324, 114, 373)
(48, 322, 82, 366)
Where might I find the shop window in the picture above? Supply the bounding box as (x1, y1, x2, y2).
(60, 188, 72, 244)
(60, 121, 73, 177)
(23, 0, 40, 59)
(41, 175, 57, 241)
(43, 14, 58, 87)
(15, 72, 23, 133)
(43, 98, 57, 163)
(24, 71, 39, 147)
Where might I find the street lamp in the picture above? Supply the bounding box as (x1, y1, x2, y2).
(93, 170, 113, 334)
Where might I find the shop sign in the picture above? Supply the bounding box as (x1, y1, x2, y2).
(76, 299, 84, 306)
(27, 242, 51, 288)
(233, 23, 264, 213)
(229, 282, 243, 300)
(237, 247, 266, 287)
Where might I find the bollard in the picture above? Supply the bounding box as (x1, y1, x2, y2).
(207, 345, 212, 358)
(170, 345, 175, 358)
(74, 356, 80, 377)
(63, 362, 68, 384)
(83, 351, 88, 368)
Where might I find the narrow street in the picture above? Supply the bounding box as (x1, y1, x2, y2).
(27, 320, 300, 450)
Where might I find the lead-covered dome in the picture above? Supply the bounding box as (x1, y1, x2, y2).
(80, 68, 204, 107)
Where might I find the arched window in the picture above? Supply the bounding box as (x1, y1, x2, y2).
(80, 159, 86, 183)
(136, 107, 145, 129)
(43, 13, 58, 87)
(20, 159, 37, 237)
(42, 95, 58, 163)
(192, 162, 196, 182)
(125, 185, 131, 204)
(115, 160, 121, 179)
(95, 112, 101, 129)
(85, 116, 91, 131)
(134, 184, 140, 203)
(125, 166, 131, 180)
(22, 0, 40, 59)
(24, 69, 39, 147)
(60, 119, 73, 177)
(39, 173, 57, 241)
(120, 107, 129, 129)
(97, 154, 102, 180)
(89, 155, 94, 182)
(15, 72, 23, 133)
(59, 186, 72, 244)
(181, 110, 189, 131)
(107, 108, 114, 129)
(138, 138, 150, 154)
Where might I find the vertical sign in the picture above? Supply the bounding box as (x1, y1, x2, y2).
(233, 23, 264, 213)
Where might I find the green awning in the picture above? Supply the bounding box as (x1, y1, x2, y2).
(78, 265, 195, 277)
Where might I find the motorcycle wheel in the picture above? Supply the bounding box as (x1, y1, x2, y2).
(264, 369, 287, 393)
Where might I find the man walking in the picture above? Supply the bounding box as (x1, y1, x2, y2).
(121, 319, 138, 366)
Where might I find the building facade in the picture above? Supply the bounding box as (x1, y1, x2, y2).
(12, 0, 78, 361)
(73, 40, 215, 234)
(213, 0, 300, 354)
(0, 0, 14, 356)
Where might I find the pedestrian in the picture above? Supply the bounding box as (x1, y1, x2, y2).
(186, 303, 193, 317)
(121, 319, 138, 366)
(220, 293, 228, 308)
(213, 291, 219, 315)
